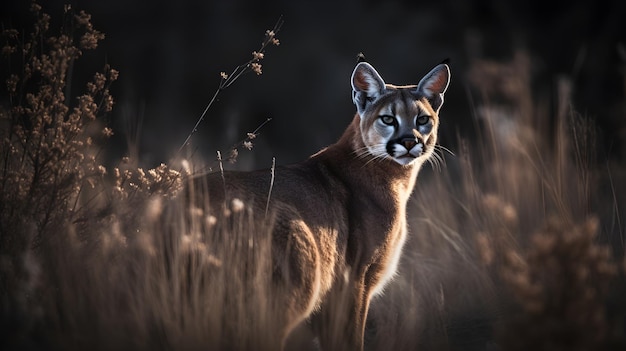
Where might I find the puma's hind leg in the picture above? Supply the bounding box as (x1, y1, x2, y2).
(270, 216, 323, 349)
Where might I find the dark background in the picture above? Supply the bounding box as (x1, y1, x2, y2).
(2, 0, 625, 169)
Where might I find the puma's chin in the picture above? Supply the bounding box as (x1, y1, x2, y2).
(393, 155, 418, 166)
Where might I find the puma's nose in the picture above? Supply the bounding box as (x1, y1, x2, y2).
(401, 137, 417, 150)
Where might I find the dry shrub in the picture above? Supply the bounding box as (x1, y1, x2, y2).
(497, 217, 618, 351)
(0, 3, 116, 249)
(0, 5, 117, 347)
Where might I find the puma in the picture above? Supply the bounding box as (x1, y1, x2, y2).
(187, 61, 450, 350)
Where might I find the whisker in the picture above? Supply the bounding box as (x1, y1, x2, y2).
(435, 144, 455, 157)
(352, 144, 389, 166)
(426, 153, 440, 172)
(433, 145, 451, 168)
(364, 154, 389, 167)
(352, 150, 375, 165)
(432, 149, 444, 163)
(426, 157, 434, 171)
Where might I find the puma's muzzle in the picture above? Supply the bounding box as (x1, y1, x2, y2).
(386, 134, 426, 165)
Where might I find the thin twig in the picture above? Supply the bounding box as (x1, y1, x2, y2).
(265, 157, 276, 218)
(178, 88, 221, 155)
(251, 117, 273, 135)
(192, 117, 274, 175)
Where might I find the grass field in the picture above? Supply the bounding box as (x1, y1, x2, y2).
(1, 4, 625, 351)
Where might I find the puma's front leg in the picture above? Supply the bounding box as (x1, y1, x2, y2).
(351, 280, 371, 351)
(313, 274, 370, 351)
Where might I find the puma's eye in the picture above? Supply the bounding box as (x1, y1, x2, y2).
(416, 115, 430, 125)
(380, 115, 396, 126)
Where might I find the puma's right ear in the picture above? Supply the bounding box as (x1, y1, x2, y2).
(415, 64, 450, 113)
(351, 62, 386, 115)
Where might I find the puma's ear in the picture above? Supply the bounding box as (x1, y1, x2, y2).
(351, 62, 386, 115)
(415, 64, 450, 113)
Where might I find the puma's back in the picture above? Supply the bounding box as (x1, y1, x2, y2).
(189, 61, 450, 350)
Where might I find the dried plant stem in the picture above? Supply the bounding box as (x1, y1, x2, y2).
(178, 88, 221, 155)
(265, 157, 275, 218)
(250, 117, 273, 136)
(217, 150, 226, 193)
(177, 17, 283, 155)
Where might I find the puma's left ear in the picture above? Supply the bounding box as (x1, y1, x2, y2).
(415, 64, 450, 113)
(351, 62, 386, 115)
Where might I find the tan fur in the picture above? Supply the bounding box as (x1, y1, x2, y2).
(187, 62, 450, 350)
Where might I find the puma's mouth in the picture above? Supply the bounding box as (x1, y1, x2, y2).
(388, 140, 426, 165)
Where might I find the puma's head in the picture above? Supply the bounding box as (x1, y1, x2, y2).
(351, 62, 450, 166)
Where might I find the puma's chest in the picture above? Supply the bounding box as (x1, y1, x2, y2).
(370, 218, 408, 297)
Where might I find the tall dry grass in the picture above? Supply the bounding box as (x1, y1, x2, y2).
(1, 4, 625, 351)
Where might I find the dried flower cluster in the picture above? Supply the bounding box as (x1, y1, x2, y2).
(225, 117, 271, 164)
(111, 162, 182, 201)
(220, 28, 280, 81)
